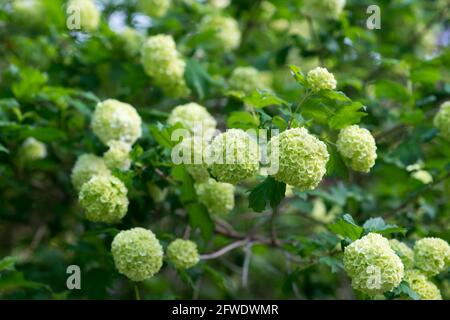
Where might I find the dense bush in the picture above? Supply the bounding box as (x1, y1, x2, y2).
(0, 0, 449, 300)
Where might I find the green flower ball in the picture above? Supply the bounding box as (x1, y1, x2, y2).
(168, 103, 217, 139)
(79, 175, 129, 223)
(414, 237, 450, 276)
(404, 270, 442, 300)
(71, 154, 111, 192)
(141, 35, 190, 97)
(176, 137, 210, 182)
(336, 125, 377, 173)
(306, 67, 337, 91)
(206, 129, 259, 184)
(303, 0, 346, 20)
(91, 99, 142, 146)
(389, 239, 414, 270)
(195, 178, 235, 216)
(137, 0, 171, 18)
(19, 137, 47, 163)
(199, 15, 241, 52)
(67, 0, 101, 32)
(119, 27, 143, 57)
(103, 140, 132, 171)
(343, 233, 404, 296)
(167, 239, 200, 269)
(229, 66, 263, 93)
(111, 228, 163, 282)
(433, 101, 450, 141)
(268, 127, 329, 191)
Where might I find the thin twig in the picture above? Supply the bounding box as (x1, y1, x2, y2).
(200, 239, 251, 260)
(241, 242, 253, 288)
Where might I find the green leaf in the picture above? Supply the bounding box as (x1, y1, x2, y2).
(411, 67, 441, 84)
(171, 165, 196, 203)
(289, 65, 308, 86)
(320, 90, 351, 102)
(374, 80, 409, 102)
(0, 271, 48, 292)
(362, 217, 407, 236)
(149, 122, 183, 149)
(328, 214, 364, 241)
(300, 97, 333, 124)
(248, 176, 286, 212)
(20, 127, 67, 141)
(226, 111, 259, 130)
(319, 256, 343, 273)
(0, 256, 18, 272)
(187, 203, 214, 241)
(0, 143, 9, 154)
(328, 102, 367, 129)
(184, 58, 220, 99)
(385, 281, 420, 300)
(242, 90, 288, 109)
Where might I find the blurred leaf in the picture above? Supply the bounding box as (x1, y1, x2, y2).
(248, 176, 286, 212)
(242, 90, 288, 109)
(328, 102, 367, 129)
(289, 65, 307, 86)
(0, 256, 18, 272)
(187, 203, 214, 241)
(363, 217, 406, 236)
(226, 111, 259, 130)
(385, 281, 420, 300)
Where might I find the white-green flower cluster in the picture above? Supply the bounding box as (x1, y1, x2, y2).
(404, 270, 442, 300)
(389, 239, 414, 270)
(199, 15, 241, 52)
(91, 99, 142, 146)
(411, 170, 433, 184)
(208, 0, 230, 9)
(141, 35, 190, 97)
(119, 27, 143, 56)
(433, 101, 450, 141)
(268, 128, 329, 191)
(195, 178, 234, 216)
(137, 0, 171, 18)
(167, 239, 200, 269)
(413, 237, 450, 276)
(71, 153, 111, 192)
(177, 137, 210, 182)
(103, 140, 132, 171)
(111, 228, 163, 282)
(336, 125, 377, 173)
(12, 0, 44, 25)
(303, 0, 346, 20)
(19, 137, 47, 163)
(343, 233, 404, 296)
(229, 67, 264, 93)
(79, 175, 129, 223)
(207, 129, 259, 184)
(168, 103, 217, 139)
(306, 67, 337, 92)
(67, 0, 101, 32)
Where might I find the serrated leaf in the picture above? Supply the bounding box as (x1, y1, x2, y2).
(226, 111, 259, 130)
(328, 102, 367, 129)
(319, 256, 343, 273)
(242, 90, 288, 109)
(328, 214, 364, 241)
(248, 176, 286, 212)
(385, 281, 420, 300)
(363, 217, 407, 236)
(184, 58, 221, 99)
(289, 65, 308, 86)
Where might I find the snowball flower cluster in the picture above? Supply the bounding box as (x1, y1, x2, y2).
(199, 15, 241, 52)
(404, 270, 442, 300)
(119, 27, 143, 57)
(91, 99, 142, 146)
(389, 239, 414, 270)
(176, 137, 210, 182)
(195, 178, 235, 216)
(12, 0, 44, 25)
(137, 0, 171, 18)
(207, 129, 259, 184)
(167, 239, 200, 269)
(433, 101, 450, 141)
(343, 233, 404, 296)
(71, 154, 111, 192)
(336, 125, 377, 173)
(306, 67, 337, 92)
(413, 237, 450, 276)
(111, 228, 163, 282)
(168, 103, 217, 139)
(141, 35, 190, 97)
(268, 128, 329, 191)
(79, 175, 129, 223)
(19, 137, 47, 163)
(229, 67, 264, 93)
(103, 140, 132, 171)
(67, 0, 101, 32)
(303, 0, 346, 20)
